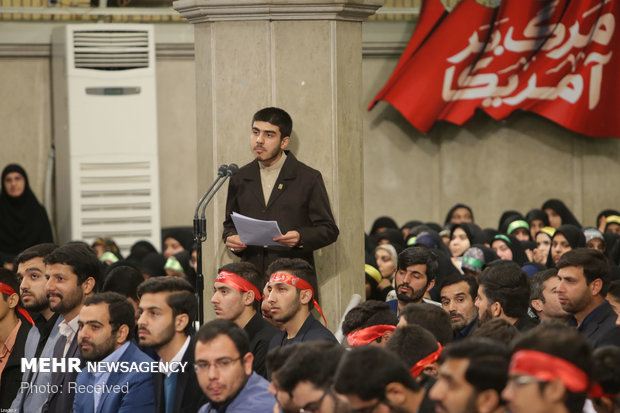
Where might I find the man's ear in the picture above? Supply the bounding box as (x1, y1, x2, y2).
(82, 277, 96, 295)
(243, 291, 255, 306)
(475, 389, 500, 413)
(7, 293, 19, 310)
(425, 279, 435, 293)
(531, 299, 544, 313)
(242, 352, 254, 376)
(385, 382, 407, 405)
(280, 136, 290, 150)
(543, 378, 567, 404)
(174, 313, 189, 333)
(491, 301, 502, 318)
(300, 289, 312, 305)
(381, 329, 393, 343)
(590, 278, 603, 296)
(116, 324, 130, 344)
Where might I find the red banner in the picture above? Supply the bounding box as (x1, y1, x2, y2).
(369, 0, 620, 139)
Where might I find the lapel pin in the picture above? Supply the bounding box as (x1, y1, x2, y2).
(278, 184, 283, 190)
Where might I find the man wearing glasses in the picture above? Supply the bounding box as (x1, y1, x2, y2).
(502, 322, 593, 413)
(195, 319, 275, 413)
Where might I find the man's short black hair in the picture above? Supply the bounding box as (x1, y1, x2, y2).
(265, 342, 303, 377)
(471, 318, 520, 347)
(102, 265, 144, 302)
(529, 268, 558, 302)
(440, 337, 510, 395)
(44, 243, 101, 289)
(137, 277, 197, 335)
(386, 324, 440, 371)
(511, 322, 592, 413)
(84, 292, 135, 341)
(478, 260, 530, 319)
(557, 248, 611, 296)
(397, 247, 438, 283)
(195, 319, 250, 357)
(266, 258, 318, 309)
(341, 300, 397, 336)
(439, 273, 478, 301)
(399, 303, 453, 346)
(14, 243, 58, 266)
(217, 261, 266, 312)
(276, 341, 344, 393)
(252, 107, 293, 139)
(334, 345, 420, 401)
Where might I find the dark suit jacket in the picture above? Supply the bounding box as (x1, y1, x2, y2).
(0, 320, 32, 409)
(268, 314, 337, 350)
(578, 300, 619, 348)
(43, 331, 80, 413)
(153, 337, 206, 413)
(222, 151, 339, 275)
(73, 342, 155, 413)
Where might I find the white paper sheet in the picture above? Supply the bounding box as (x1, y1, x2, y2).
(231, 212, 283, 246)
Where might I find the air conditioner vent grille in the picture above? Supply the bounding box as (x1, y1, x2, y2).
(73, 30, 150, 71)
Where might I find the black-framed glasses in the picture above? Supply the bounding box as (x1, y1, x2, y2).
(194, 357, 241, 372)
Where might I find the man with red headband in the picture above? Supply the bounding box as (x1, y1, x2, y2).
(429, 337, 510, 413)
(502, 322, 593, 413)
(265, 258, 337, 349)
(0, 268, 33, 410)
(342, 300, 397, 348)
(211, 262, 279, 378)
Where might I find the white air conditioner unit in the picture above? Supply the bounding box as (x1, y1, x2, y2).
(52, 24, 161, 256)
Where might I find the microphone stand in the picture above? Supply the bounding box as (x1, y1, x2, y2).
(193, 165, 227, 326)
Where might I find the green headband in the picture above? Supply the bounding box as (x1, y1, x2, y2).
(462, 256, 484, 270)
(164, 257, 184, 273)
(100, 251, 119, 264)
(507, 220, 529, 235)
(407, 236, 417, 246)
(494, 234, 512, 245)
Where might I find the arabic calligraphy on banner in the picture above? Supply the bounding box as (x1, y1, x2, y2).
(369, 0, 620, 139)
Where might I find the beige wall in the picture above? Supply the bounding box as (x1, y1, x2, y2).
(2, 20, 620, 244)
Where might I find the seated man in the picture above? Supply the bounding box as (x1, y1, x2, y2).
(211, 262, 279, 377)
(438, 274, 479, 340)
(590, 346, 620, 413)
(398, 302, 453, 346)
(73, 292, 154, 413)
(429, 338, 510, 413)
(195, 319, 275, 412)
(342, 300, 397, 348)
(386, 324, 443, 378)
(529, 268, 571, 322)
(334, 345, 427, 413)
(275, 341, 345, 413)
(265, 258, 336, 349)
(265, 344, 303, 413)
(502, 322, 593, 413)
(387, 247, 439, 315)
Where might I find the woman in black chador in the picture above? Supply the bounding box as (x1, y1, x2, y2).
(0, 164, 53, 266)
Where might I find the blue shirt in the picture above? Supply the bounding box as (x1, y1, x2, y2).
(198, 372, 275, 413)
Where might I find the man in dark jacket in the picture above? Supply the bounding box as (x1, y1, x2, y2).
(223, 107, 339, 276)
(557, 248, 620, 347)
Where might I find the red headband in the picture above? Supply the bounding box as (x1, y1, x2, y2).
(346, 324, 396, 347)
(269, 272, 327, 325)
(589, 382, 619, 399)
(215, 270, 262, 301)
(0, 282, 34, 326)
(410, 343, 443, 377)
(509, 350, 589, 393)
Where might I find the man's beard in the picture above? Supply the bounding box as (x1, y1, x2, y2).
(80, 334, 117, 362)
(138, 320, 176, 350)
(396, 283, 426, 303)
(48, 287, 83, 315)
(22, 290, 49, 313)
(478, 307, 494, 326)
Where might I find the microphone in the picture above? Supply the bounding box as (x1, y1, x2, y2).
(194, 164, 228, 219)
(226, 163, 239, 176)
(200, 163, 237, 220)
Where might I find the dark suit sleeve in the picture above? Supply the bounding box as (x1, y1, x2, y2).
(295, 171, 339, 251)
(222, 177, 239, 241)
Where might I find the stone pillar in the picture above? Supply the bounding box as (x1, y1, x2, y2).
(174, 0, 384, 330)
